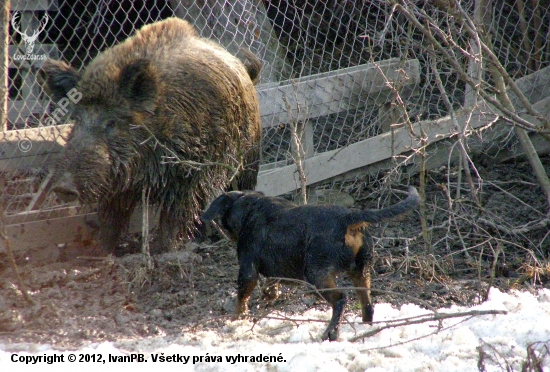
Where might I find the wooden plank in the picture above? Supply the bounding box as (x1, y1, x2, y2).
(482, 96, 550, 163)
(461, 66, 550, 160)
(0, 123, 71, 170)
(7, 99, 49, 124)
(516, 96, 550, 128)
(2, 213, 97, 254)
(508, 64, 550, 109)
(4, 205, 86, 225)
(1, 205, 159, 254)
(256, 58, 420, 128)
(256, 102, 497, 196)
(326, 94, 550, 185)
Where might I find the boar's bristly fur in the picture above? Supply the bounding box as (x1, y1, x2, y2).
(39, 18, 262, 254)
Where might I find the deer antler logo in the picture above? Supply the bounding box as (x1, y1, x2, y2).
(12, 12, 49, 55)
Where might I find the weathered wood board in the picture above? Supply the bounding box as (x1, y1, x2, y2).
(0, 124, 70, 170)
(257, 58, 420, 128)
(256, 103, 498, 196)
(1, 205, 159, 253)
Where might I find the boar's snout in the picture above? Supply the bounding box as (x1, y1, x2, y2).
(52, 172, 80, 202)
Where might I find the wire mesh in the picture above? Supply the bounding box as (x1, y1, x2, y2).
(2, 0, 550, 263)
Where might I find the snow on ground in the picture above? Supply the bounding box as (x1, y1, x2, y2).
(1, 288, 549, 372)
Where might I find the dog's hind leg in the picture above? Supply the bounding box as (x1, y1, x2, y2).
(306, 270, 346, 341)
(234, 258, 259, 319)
(349, 266, 374, 323)
(350, 237, 375, 323)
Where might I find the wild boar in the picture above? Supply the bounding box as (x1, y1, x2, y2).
(39, 18, 262, 253)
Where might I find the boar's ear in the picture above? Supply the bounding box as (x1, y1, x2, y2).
(38, 60, 80, 102)
(201, 192, 244, 221)
(119, 59, 158, 114)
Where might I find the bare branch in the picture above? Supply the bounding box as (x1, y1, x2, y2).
(349, 309, 507, 342)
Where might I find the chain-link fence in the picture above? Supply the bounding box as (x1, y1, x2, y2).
(2, 1, 550, 271)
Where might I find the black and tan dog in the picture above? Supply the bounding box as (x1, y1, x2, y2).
(201, 186, 419, 341)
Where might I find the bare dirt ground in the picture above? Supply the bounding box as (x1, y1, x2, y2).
(1, 159, 549, 350)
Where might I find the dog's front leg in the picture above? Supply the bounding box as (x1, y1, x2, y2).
(234, 259, 258, 319)
(322, 295, 346, 341)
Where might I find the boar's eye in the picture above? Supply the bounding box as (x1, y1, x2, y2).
(105, 120, 116, 134)
(69, 113, 79, 123)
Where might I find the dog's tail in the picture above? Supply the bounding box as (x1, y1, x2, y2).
(344, 186, 420, 226)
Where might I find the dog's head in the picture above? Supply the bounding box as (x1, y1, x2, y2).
(201, 191, 264, 240)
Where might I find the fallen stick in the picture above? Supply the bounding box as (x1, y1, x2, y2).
(349, 309, 507, 342)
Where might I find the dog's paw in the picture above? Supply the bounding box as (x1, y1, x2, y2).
(231, 306, 248, 321)
(362, 306, 374, 323)
(231, 313, 247, 321)
(321, 327, 339, 342)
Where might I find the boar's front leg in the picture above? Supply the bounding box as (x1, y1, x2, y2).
(97, 196, 137, 254)
(151, 207, 181, 254)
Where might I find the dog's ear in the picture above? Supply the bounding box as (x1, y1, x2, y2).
(201, 192, 243, 221)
